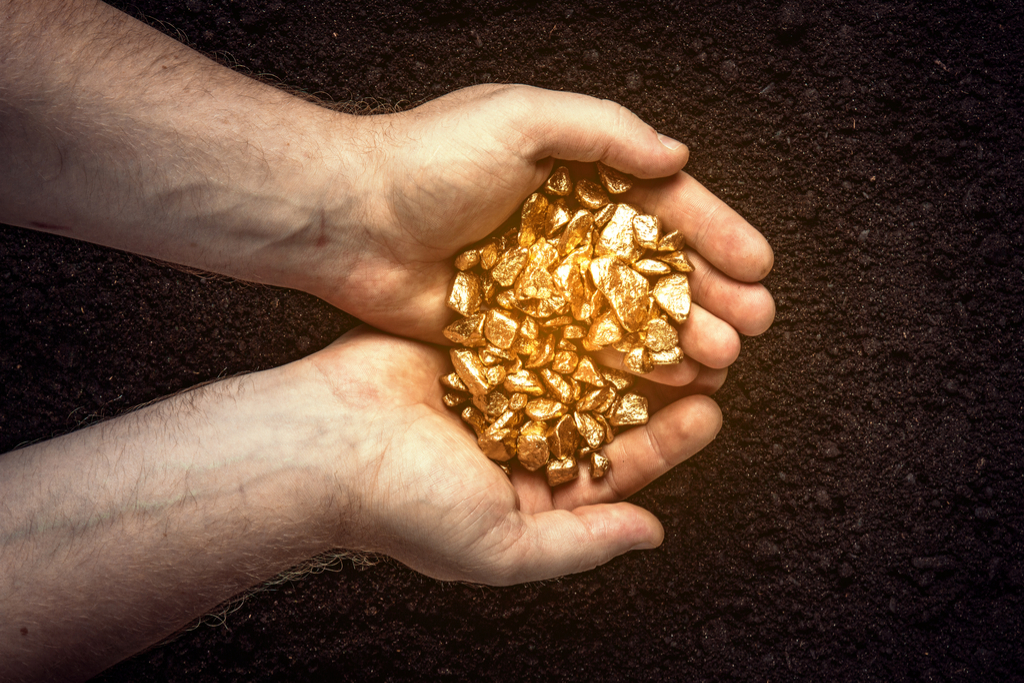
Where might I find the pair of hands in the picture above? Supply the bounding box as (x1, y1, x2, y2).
(290, 84, 774, 584)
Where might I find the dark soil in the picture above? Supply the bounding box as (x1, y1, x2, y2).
(2, 0, 1021, 680)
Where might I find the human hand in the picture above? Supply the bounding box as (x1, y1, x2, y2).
(303, 326, 725, 584)
(312, 84, 774, 385)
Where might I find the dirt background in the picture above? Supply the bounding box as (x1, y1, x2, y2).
(1, 0, 1021, 680)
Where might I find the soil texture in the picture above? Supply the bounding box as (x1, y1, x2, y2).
(2, 0, 1022, 680)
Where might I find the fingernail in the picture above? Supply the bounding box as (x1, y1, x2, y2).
(658, 133, 683, 150)
(631, 540, 658, 551)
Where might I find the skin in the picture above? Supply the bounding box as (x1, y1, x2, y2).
(0, 0, 774, 680)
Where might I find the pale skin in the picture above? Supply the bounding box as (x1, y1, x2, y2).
(0, 1, 775, 681)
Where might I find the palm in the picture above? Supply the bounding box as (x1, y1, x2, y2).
(313, 327, 725, 585)
(333, 85, 775, 382)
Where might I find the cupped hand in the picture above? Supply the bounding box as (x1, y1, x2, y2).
(304, 326, 723, 585)
(317, 85, 774, 374)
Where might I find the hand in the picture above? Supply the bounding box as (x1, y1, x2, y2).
(305, 326, 725, 584)
(314, 85, 775, 385)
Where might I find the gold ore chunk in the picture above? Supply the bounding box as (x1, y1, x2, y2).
(575, 179, 610, 210)
(596, 161, 633, 194)
(590, 452, 610, 479)
(609, 393, 649, 427)
(443, 313, 487, 347)
(484, 309, 519, 350)
(544, 166, 573, 197)
(546, 457, 579, 486)
(447, 271, 483, 317)
(519, 193, 549, 247)
(658, 250, 693, 273)
(450, 348, 490, 397)
(518, 421, 551, 471)
(653, 274, 692, 324)
(455, 249, 480, 270)
(589, 256, 650, 333)
(525, 398, 568, 422)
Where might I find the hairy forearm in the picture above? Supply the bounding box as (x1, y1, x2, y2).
(0, 0, 369, 293)
(0, 361, 349, 682)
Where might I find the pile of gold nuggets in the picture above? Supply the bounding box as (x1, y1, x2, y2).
(441, 162, 692, 487)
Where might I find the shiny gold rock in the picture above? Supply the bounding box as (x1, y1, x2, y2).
(653, 273, 692, 324)
(590, 452, 610, 478)
(544, 166, 573, 197)
(546, 456, 579, 487)
(447, 271, 483, 317)
(596, 161, 633, 195)
(575, 179, 610, 210)
(441, 162, 695, 487)
(609, 393, 649, 427)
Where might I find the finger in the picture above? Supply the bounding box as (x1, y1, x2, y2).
(593, 305, 737, 379)
(638, 364, 729, 412)
(677, 304, 741, 369)
(512, 87, 690, 179)
(626, 172, 774, 283)
(553, 394, 722, 509)
(481, 503, 664, 585)
(686, 250, 776, 336)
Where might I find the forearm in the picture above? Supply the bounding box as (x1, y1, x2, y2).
(0, 362, 349, 682)
(0, 0, 369, 293)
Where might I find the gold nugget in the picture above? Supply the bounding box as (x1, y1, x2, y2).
(444, 163, 693, 486)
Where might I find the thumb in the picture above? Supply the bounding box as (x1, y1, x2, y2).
(484, 502, 664, 585)
(513, 86, 689, 179)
